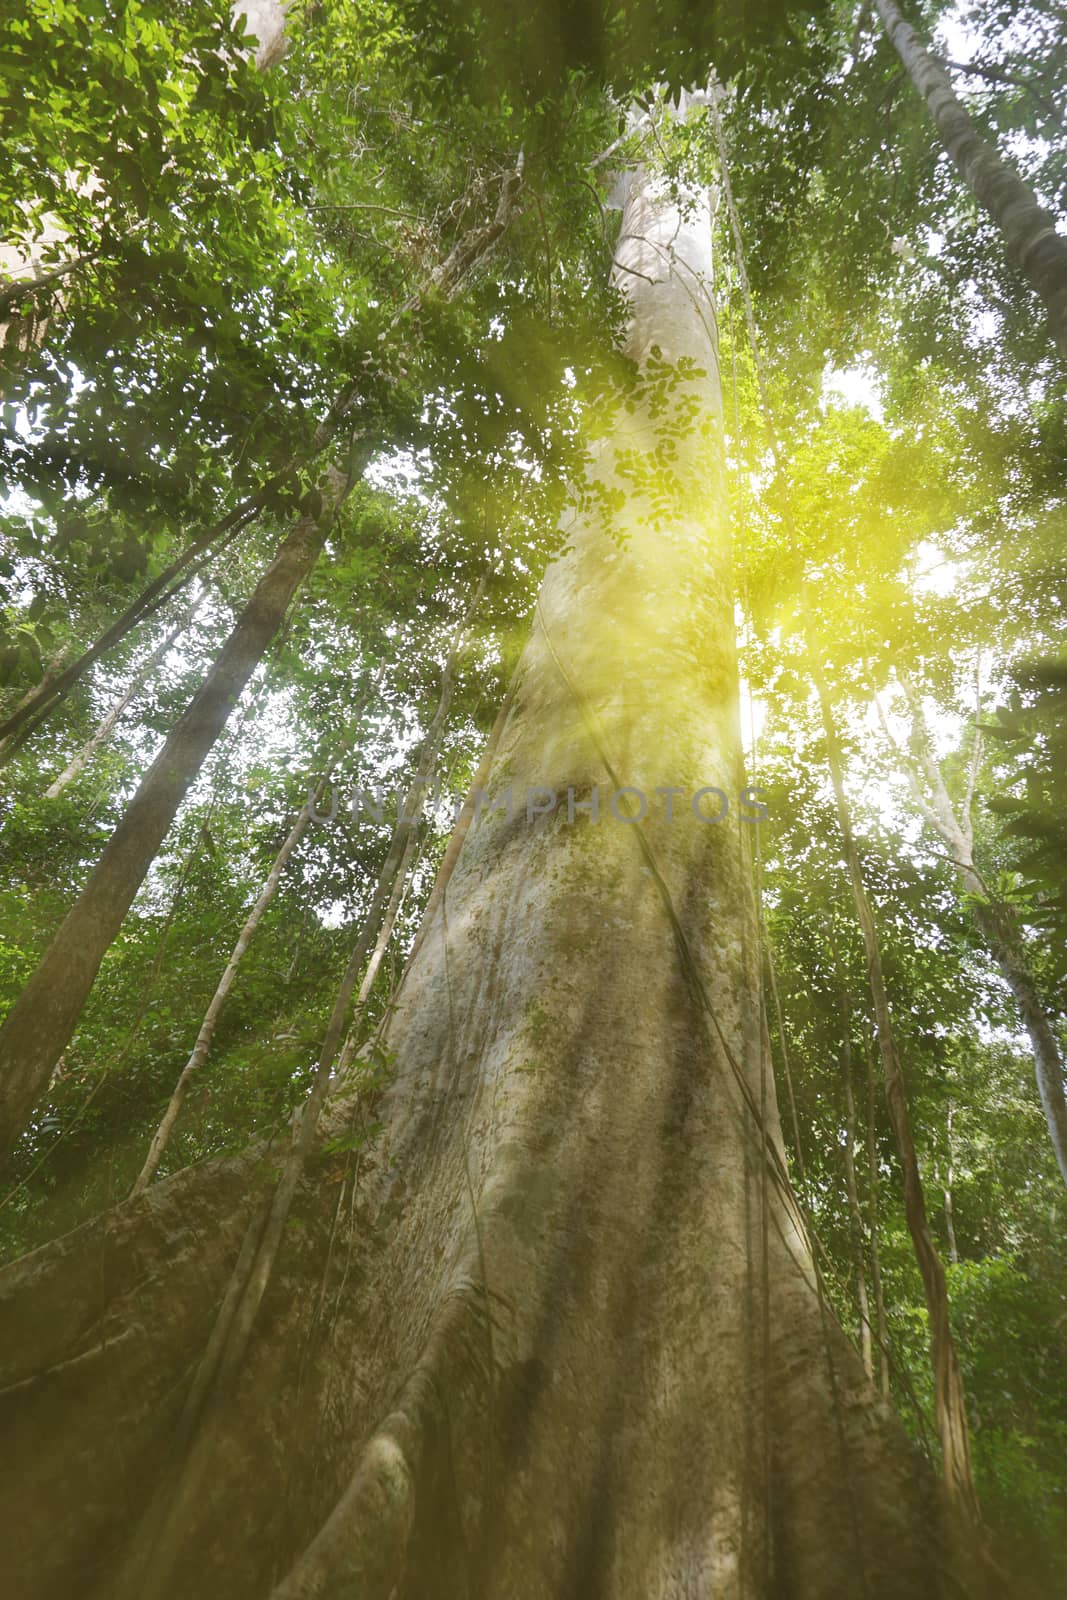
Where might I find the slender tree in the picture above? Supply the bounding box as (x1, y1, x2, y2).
(335, 820, 421, 1078)
(0, 468, 353, 1160)
(890, 673, 1067, 1186)
(44, 589, 204, 800)
(0, 504, 259, 755)
(841, 993, 875, 1381)
(941, 1099, 960, 1267)
(811, 656, 979, 1525)
(873, 0, 1067, 356)
(130, 780, 321, 1194)
(865, 1033, 892, 1399)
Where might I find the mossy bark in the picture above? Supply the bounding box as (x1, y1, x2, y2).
(0, 163, 985, 1599)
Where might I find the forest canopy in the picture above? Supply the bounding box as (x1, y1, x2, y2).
(0, 0, 1065, 1595)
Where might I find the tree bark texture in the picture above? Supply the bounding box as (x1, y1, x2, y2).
(874, 0, 1067, 357)
(0, 166, 986, 1600)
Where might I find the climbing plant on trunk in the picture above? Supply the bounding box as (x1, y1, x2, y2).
(0, 127, 988, 1600)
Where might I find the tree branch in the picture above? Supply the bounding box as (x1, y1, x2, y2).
(942, 56, 1063, 127)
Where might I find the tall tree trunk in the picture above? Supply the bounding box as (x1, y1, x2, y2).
(811, 660, 979, 1524)
(866, 1033, 892, 1399)
(841, 994, 874, 1381)
(942, 1100, 960, 1267)
(44, 590, 203, 800)
(0, 160, 984, 1600)
(873, 0, 1067, 357)
(894, 673, 1067, 1186)
(0, 468, 352, 1162)
(129, 791, 316, 1195)
(335, 821, 421, 1078)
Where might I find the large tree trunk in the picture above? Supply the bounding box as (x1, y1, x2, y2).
(0, 163, 982, 1599)
(873, 0, 1067, 358)
(0, 470, 351, 1160)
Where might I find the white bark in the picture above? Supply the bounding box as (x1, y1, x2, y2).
(896, 674, 1067, 1187)
(0, 152, 969, 1600)
(231, 0, 290, 70)
(260, 159, 946, 1597)
(842, 1005, 874, 1381)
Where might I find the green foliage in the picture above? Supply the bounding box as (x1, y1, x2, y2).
(0, 0, 1064, 1580)
(987, 661, 1067, 1003)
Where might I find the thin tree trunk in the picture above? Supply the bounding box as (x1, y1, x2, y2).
(44, 591, 203, 799)
(893, 673, 1067, 1186)
(402, 684, 514, 974)
(129, 796, 314, 1195)
(335, 735, 471, 1049)
(942, 1099, 960, 1266)
(0, 504, 258, 758)
(873, 0, 1067, 357)
(866, 1034, 892, 1398)
(129, 683, 382, 1194)
(0, 646, 68, 759)
(841, 994, 874, 1381)
(811, 658, 979, 1523)
(334, 821, 420, 1079)
(763, 939, 807, 1184)
(0, 468, 353, 1162)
